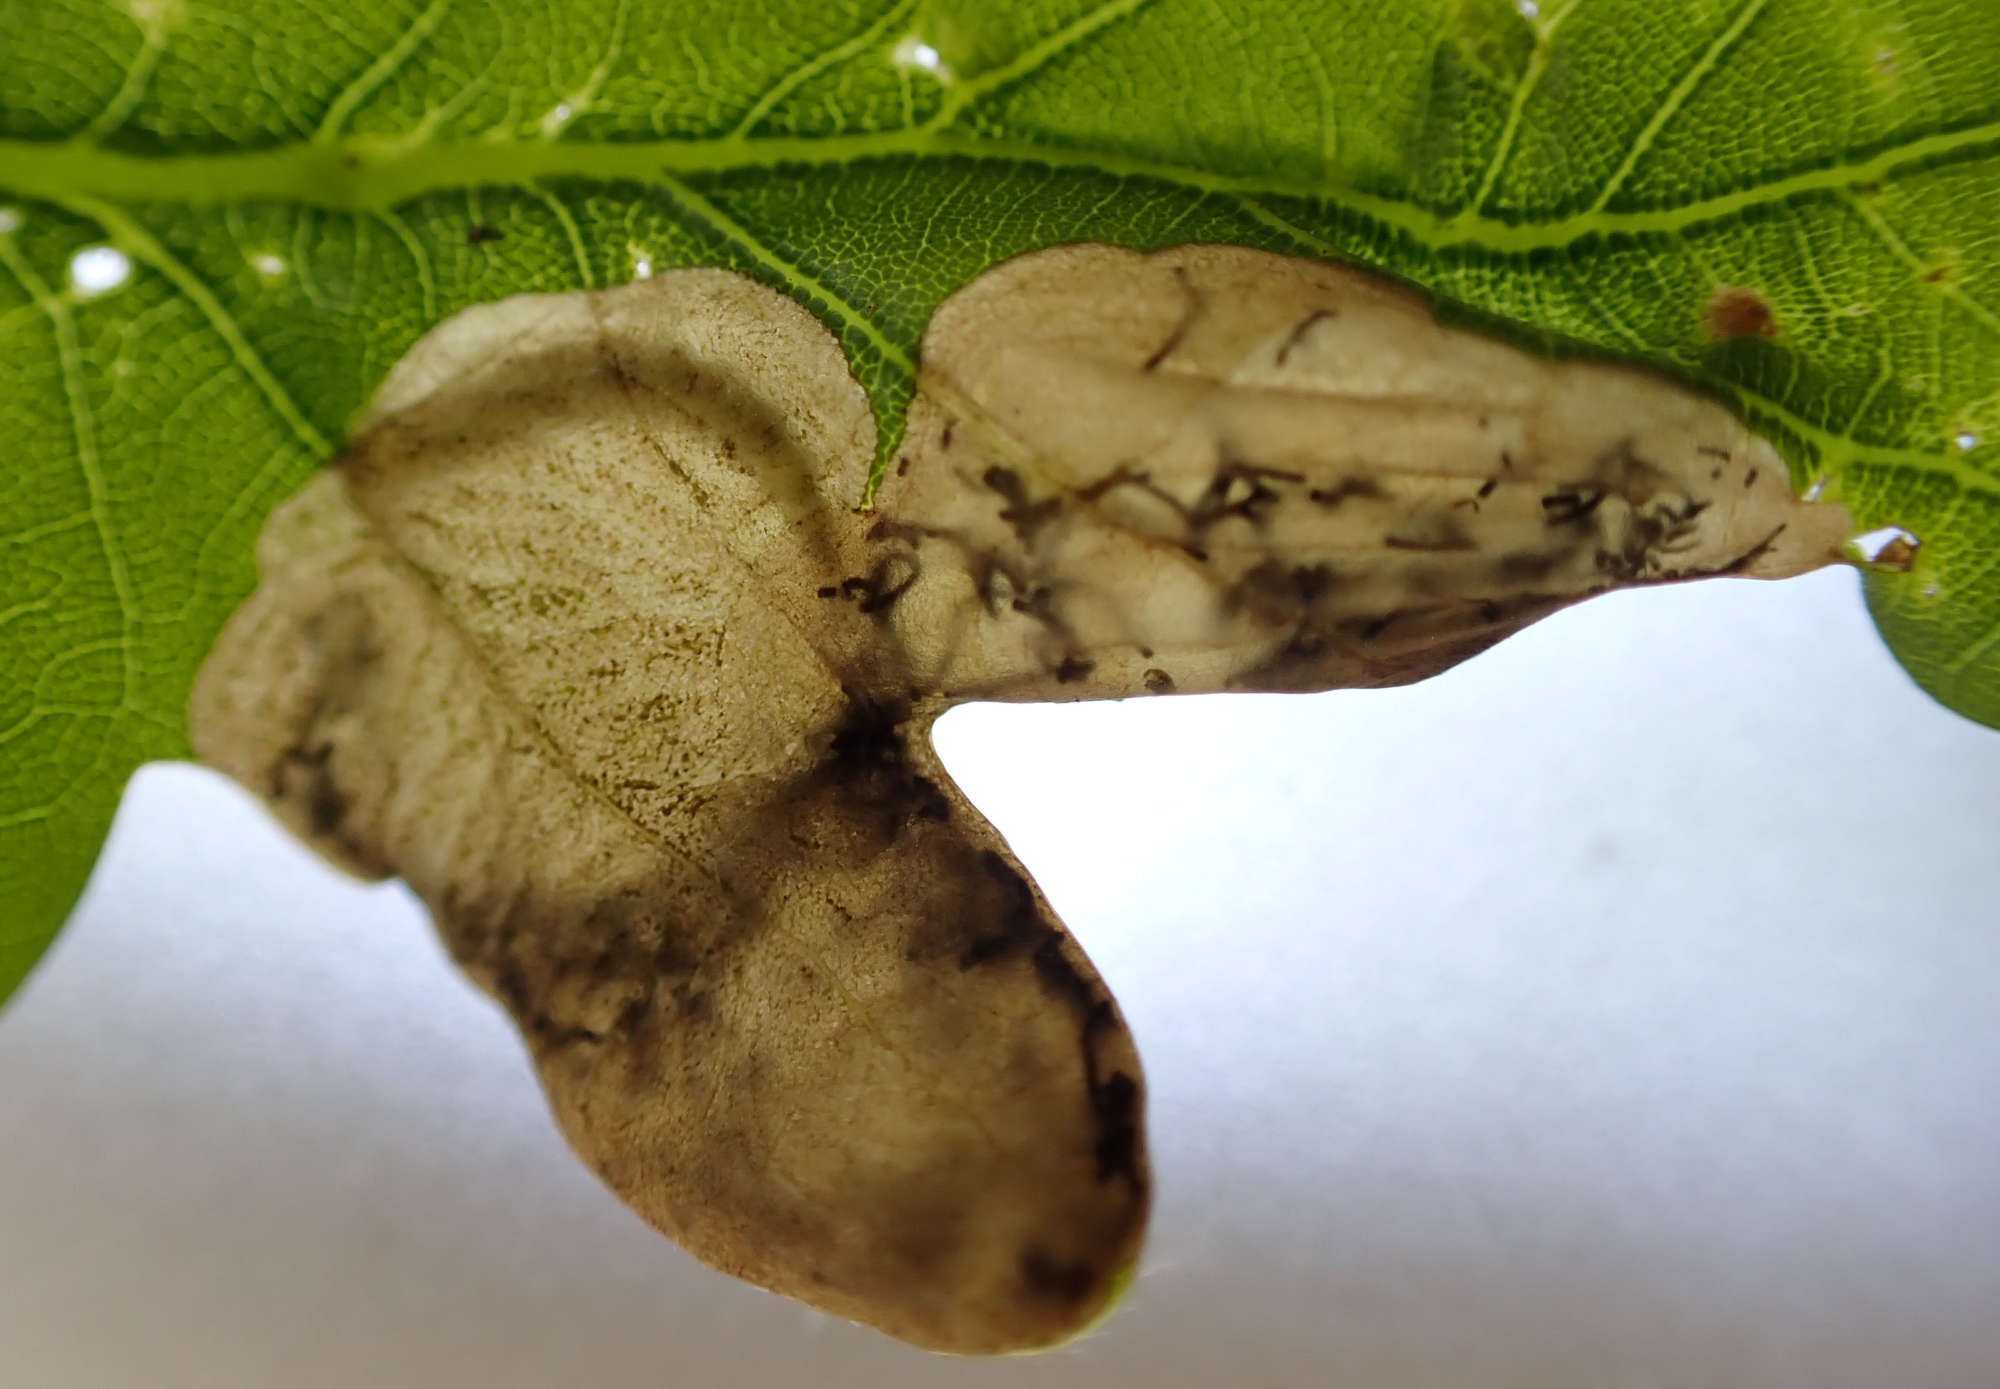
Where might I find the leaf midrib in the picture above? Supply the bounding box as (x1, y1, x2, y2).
(2, 115, 1996, 255)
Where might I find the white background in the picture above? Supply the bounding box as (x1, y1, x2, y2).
(3, 566, 1997, 1388)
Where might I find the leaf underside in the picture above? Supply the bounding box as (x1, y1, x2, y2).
(2, 0, 1998, 1000)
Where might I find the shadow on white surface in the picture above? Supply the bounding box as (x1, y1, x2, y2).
(3, 568, 1998, 1387)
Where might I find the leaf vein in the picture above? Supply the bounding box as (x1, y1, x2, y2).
(930, 0, 1168, 128)
(315, 0, 460, 144)
(656, 171, 914, 377)
(0, 234, 138, 721)
(48, 193, 334, 459)
(725, 0, 920, 140)
(526, 184, 596, 288)
(1840, 190, 2000, 340)
(1467, 0, 1582, 216)
(1587, 0, 1773, 214)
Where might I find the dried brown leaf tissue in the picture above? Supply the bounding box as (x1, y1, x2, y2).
(190, 245, 1852, 1352)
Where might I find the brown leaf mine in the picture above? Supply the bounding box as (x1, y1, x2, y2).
(191, 271, 1145, 1354)
(191, 245, 1852, 1353)
(878, 245, 1850, 703)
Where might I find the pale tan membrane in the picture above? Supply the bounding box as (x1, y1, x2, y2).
(192, 245, 1851, 1353)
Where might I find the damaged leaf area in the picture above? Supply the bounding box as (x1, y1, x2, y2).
(880, 247, 1850, 701)
(190, 246, 1850, 1352)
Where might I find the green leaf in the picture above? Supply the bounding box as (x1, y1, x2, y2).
(2, 0, 1997, 1003)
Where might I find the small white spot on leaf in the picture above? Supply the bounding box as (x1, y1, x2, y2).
(252, 253, 286, 279)
(69, 245, 132, 297)
(1952, 431, 1979, 452)
(892, 36, 951, 78)
(1803, 475, 1828, 502)
(632, 256, 654, 281)
(0, 207, 20, 234)
(1515, 0, 1540, 18)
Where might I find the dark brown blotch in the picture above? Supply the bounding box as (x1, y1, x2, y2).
(983, 466, 1062, 545)
(810, 694, 954, 838)
(1308, 476, 1386, 508)
(1541, 487, 1606, 527)
(955, 852, 1144, 1192)
(1190, 460, 1302, 531)
(1020, 1246, 1099, 1305)
(1054, 654, 1095, 684)
(839, 552, 919, 616)
(1704, 285, 1778, 340)
(270, 737, 390, 877)
(294, 745, 347, 836)
(1233, 560, 1338, 625)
